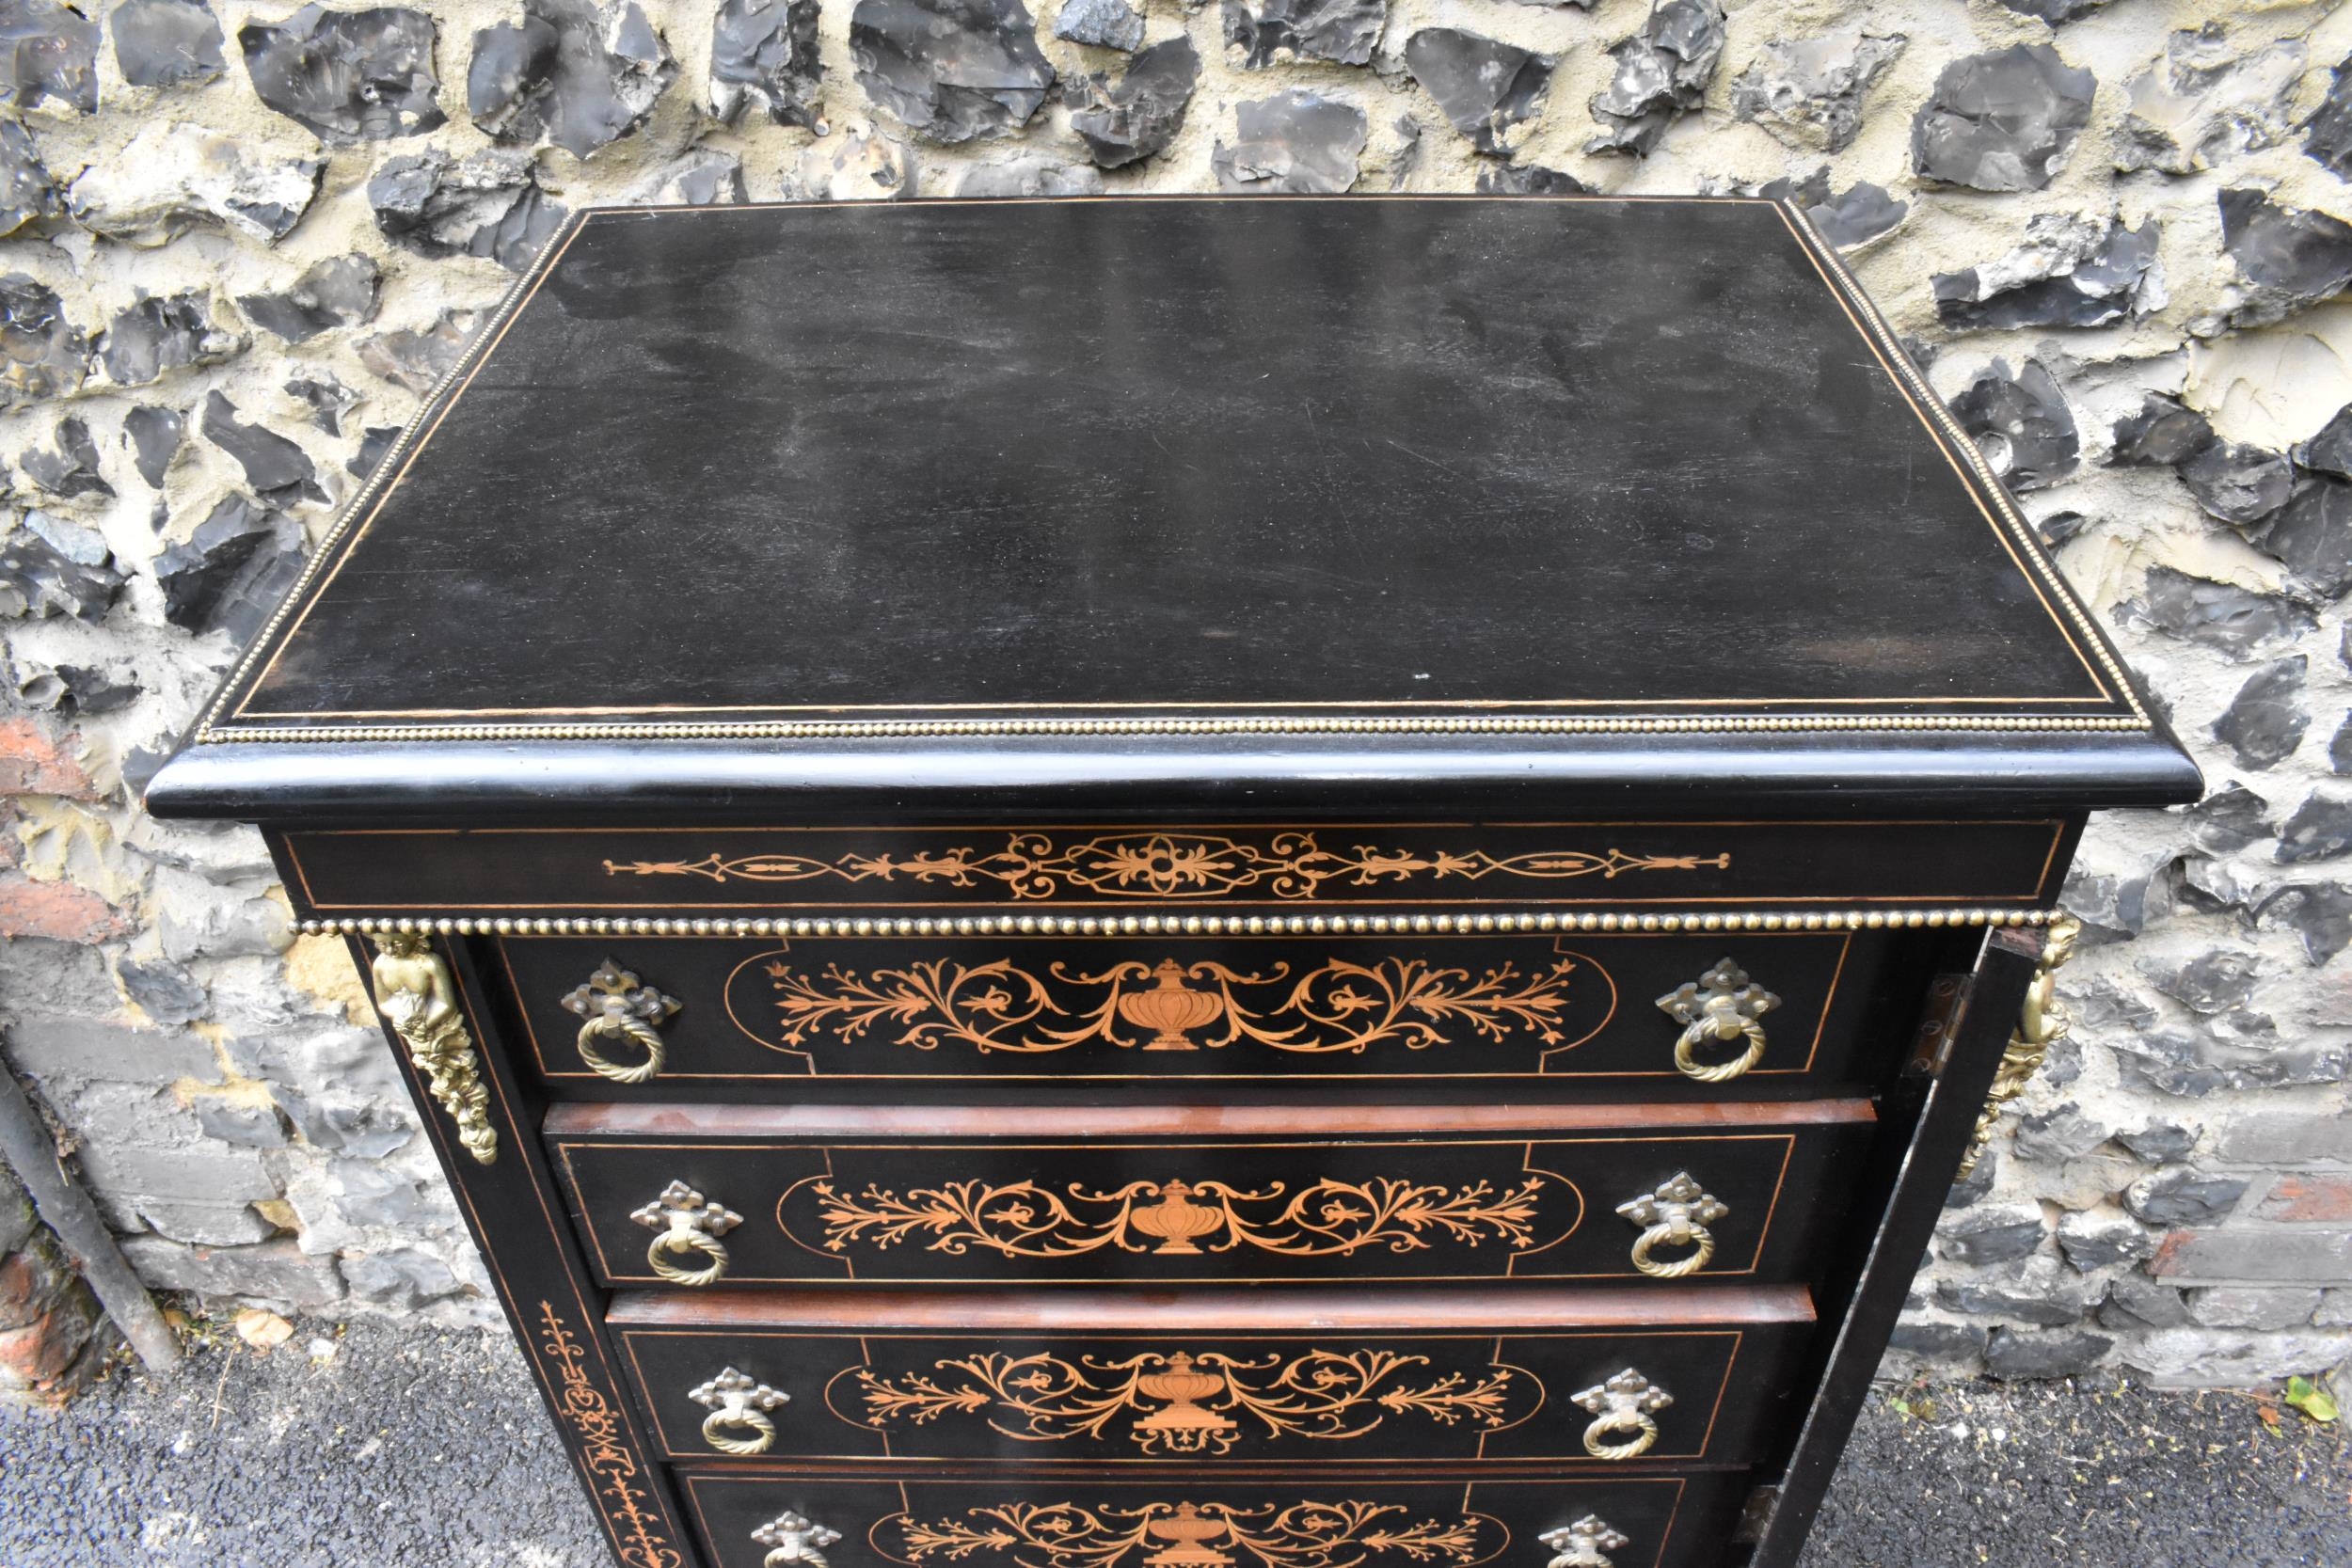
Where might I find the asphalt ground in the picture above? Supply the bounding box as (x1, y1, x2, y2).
(0, 1322, 2344, 1567)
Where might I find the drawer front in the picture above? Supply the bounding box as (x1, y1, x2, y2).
(676, 1470, 1743, 1568)
(281, 817, 2071, 915)
(613, 1315, 1810, 1468)
(550, 1117, 1869, 1289)
(501, 930, 1886, 1098)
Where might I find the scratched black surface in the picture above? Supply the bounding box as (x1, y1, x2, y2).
(239, 198, 2115, 722)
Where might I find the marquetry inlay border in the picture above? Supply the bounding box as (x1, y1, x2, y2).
(196, 196, 2150, 744)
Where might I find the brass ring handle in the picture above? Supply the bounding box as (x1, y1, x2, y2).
(1617, 1173, 1728, 1280)
(1656, 960, 1779, 1085)
(578, 1014, 666, 1085)
(631, 1181, 741, 1288)
(701, 1403, 777, 1455)
(755, 1512, 841, 1568)
(1571, 1369, 1671, 1464)
(1671, 1018, 1766, 1083)
(1629, 1221, 1715, 1277)
(691, 1366, 789, 1455)
(1581, 1408, 1660, 1461)
(562, 959, 680, 1085)
(1542, 1517, 1629, 1568)
(648, 1227, 729, 1287)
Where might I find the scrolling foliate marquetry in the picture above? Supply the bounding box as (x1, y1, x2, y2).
(537, 1302, 684, 1568)
(852, 1348, 1525, 1455)
(890, 1500, 1501, 1568)
(604, 831, 1726, 902)
(755, 952, 1594, 1057)
(808, 1176, 1549, 1261)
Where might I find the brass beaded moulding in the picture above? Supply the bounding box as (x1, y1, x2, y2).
(305, 907, 2061, 938)
(202, 710, 2147, 743)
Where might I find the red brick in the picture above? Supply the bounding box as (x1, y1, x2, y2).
(0, 1323, 113, 1406)
(0, 1236, 78, 1332)
(0, 1284, 98, 1386)
(2150, 1227, 2352, 1282)
(0, 718, 92, 799)
(2256, 1174, 2352, 1223)
(0, 876, 129, 942)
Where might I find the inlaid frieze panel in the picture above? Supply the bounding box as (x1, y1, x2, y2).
(277, 818, 2071, 916)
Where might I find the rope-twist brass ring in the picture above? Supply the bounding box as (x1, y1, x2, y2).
(1629, 1222, 1715, 1278)
(701, 1404, 777, 1455)
(1581, 1408, 1661, 1462)
(1673, 1018, 1766, 1083)
(647, 1227, 729, 1287)
(578, 1014, 666, 1085)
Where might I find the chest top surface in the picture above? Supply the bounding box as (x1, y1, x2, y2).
(150, 196, 2199, 822)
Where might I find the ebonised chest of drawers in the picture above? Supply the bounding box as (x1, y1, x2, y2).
(147, 197, 2201, 1568)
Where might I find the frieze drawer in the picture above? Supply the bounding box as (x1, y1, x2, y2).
(607, 1286, 1814, 1468)
(274, 819, 2073, 920)
(546, 1102, 1873, 1290)
(674, 1469, 1746, 1568)
(498, 931, 1896, 1100)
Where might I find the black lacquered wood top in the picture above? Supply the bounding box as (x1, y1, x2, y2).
(151, 196, 2199, 820)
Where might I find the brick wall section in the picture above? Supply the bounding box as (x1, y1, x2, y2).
(1, 0, 2351, 1383)
(0, 1164, 114, 1405)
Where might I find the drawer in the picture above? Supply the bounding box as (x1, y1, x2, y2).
(674, 1469, 1747, 1568)
(499, 930, 1894, 1099)
(279, 817, 2074, 915)
(548, 1102, 1872, 1290)
(608, 1286, 1814, 1468)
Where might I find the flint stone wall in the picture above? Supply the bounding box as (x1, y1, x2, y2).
(0, 0, 2349, 1385)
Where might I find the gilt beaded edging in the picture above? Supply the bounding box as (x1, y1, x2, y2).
(194, 198, 2152, 749)
(1779, 204, 2151, 732)
(308, 906, 2060, 938)
(208, 712, 2145, 742)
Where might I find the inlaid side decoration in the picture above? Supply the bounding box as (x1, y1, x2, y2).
(806, 1176, 1548, 1261)
(603, 831, 1726, 902)
(886, 1500, 1502, 1568)
(564, 958, 680, 1085)
(850, 1349, 1526, 1454)
(368, 934, 498, 1164)
(539, 1302, 685, 1568)
(755, 952, 1596, 1057)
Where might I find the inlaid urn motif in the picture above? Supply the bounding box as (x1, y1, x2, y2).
(1131, 1353, 1241, 1449)
(1130, 1180, 1226, 1253)
(1143, 1504, 1238, 1568)
(1118, 959, 1228, 1050)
